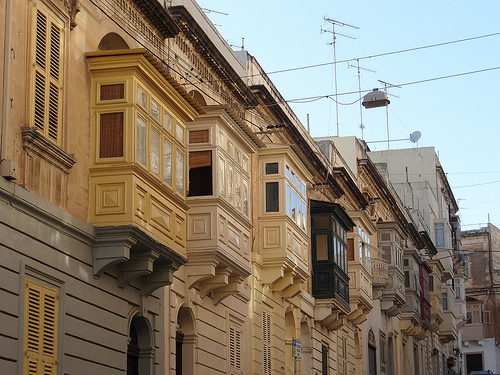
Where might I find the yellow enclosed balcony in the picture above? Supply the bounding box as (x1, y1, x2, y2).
(86, 49, 200, 291)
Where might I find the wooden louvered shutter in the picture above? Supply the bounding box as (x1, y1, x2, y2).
(24, 279, 59, 375)
(229, 326, 242, 375)
(32, 4, 63, 144)
(262, 312, 271, 375)
(100, 112, 124, 158)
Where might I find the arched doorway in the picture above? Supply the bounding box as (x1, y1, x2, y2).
(300, 320, 312, 375)
(176, 306, 196, 375)
(127, 315, 153, 375)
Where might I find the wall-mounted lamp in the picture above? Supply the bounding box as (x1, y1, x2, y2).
(432, 348, 439, 356)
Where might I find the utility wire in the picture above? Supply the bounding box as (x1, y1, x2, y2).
(259, 32, 500, 77)
(282, 65, 500, 104)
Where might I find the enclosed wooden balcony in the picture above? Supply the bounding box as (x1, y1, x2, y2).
(255, 146, 312, 298)
(439, 288, 458, 343)
(86, 49, 201, 290)
(184, 107, 262, 304)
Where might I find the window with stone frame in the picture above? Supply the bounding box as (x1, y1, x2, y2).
(23, 279, 59, 374)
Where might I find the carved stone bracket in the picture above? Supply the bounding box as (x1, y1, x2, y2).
(94, 225, 186, 295)
(314, 300, 348, 331)
(62, 0, 80, 29)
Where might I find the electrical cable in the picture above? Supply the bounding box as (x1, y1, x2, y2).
(259, 32, 500, 77)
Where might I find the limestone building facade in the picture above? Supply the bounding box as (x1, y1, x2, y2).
(0, 0, 465, 374)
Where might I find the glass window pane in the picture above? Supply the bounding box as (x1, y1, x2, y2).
(163, 111, 172, 133)
(163, 140, 172, 185)
(136, 115, 146, 165)
(291, 172, 295, 185)
(243, 156, 249, 172)
(176, 123, 184, 143)
(243, 179, 249, 217)
(176, 150, 184, 195)
(286, 183, 291, 216)
(227, 163, 234, 204)
(151, 99, 160, 122)
(235, 171, 241, 209)
(219, 155, 226, 197)
(137, 86, 147, 108)
(302, 201, 306, 230)
(265, 182, 279, 212)
(291, 190, 296, 220)
(316, 234, 328, 260)
(218, 130, 226, 150)
(301, 182, 306, 196)
(297, 194, 301, 226)
(150, 128, 160, 176)
(235, 149, 241, 165)
(265, 162, 279, 175)
(286, 165, 290, 179)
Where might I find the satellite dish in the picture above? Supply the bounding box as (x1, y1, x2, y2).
(409, 131, 421, 143)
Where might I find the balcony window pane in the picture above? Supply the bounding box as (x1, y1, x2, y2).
(163, 140, 172, 185)
(265, 182, 279, 212)
(235, 171, 241, 209)
(227, 163, 234, 204)
(150, 128, 160, 176)
(218, 155, 226, 197)
(151, 99, 160, 122)
(176, 123, 184, 144)
(316, 234, 328, 261)
(136, 115, 146, 165)
(291, 190, 296, 220)
(302, 201, 306, 230)
(286, 165, 290, 179)
(243, 179, 249, 217)
(176, 151, 184, 195)
(297, 196, 302, 226)
(266, 162, 278, 175)
(435, 223, 445, 248)
(286, 183, 291, 216)
(163, 111, 172, 133)
(137, 86, 147, 109)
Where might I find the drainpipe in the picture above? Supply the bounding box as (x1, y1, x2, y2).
(1, 0, 17, 180)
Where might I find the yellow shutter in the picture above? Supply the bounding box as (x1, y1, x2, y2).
(32, 3, 63, 144)
(24, 279, 59, 375)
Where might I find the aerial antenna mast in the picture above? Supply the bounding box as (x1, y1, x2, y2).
(348, 59, 375, 140)
(322, 18, 359, 137)
(378, 79, 400, 149)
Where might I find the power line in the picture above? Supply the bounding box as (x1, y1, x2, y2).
(258, 32, 500, 77)
(454, 180, 500, 189)
(282, 65, 500, 104)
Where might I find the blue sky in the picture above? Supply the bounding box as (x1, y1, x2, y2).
(196, 1, 500, 230)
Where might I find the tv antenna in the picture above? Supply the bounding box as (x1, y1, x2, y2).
(322, 18, 359, 137)
(229, 37, 245, 50)
(378, 80, 400, 149)
(348, 59, 376, 140)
